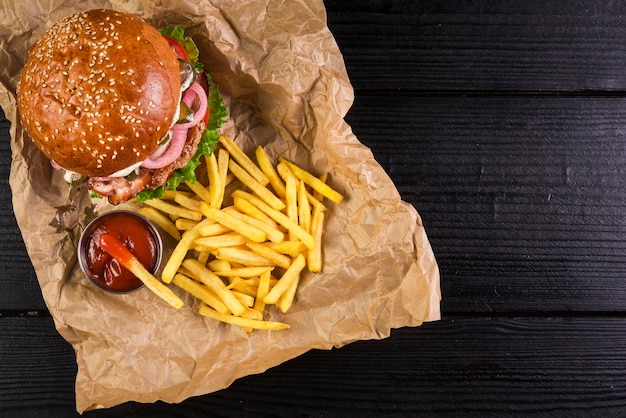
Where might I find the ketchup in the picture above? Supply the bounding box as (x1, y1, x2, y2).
(80, 211, 160, 293)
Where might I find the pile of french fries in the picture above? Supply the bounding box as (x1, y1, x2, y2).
(139, 134, 343, 331)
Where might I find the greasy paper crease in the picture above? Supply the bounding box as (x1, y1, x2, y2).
(0, 0, 440, 412)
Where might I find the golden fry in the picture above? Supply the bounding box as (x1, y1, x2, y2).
(219, 135, 269, 185)
(172, 273, 229, 313)
(307, 205, 324, 273)
(277, 270, 300, 313)
(232, 196, 278, 227)
(161, 218, 212, 283)
(183, 259, 246, 316)
(213, 247, 273, 267)
(226, 203, 285, 244)
(139, 207, 181, 240)
(184, 180, 211, 203)
(200, 202, 267, 243)
(264, 240, 308, 257)
(195, 231, 249, 249)
(229, 159, 285, 211)
(198, 221, 231, 237)
(255, 145, 286, 198)
(143, 198, 203, 221)
(231, 190, 314, 249)
(314, 172, 329, 201)
(253, 270, 272, 313)
(246, 241, 292, 269)
(198, 304, 290, 330)
(214, 266, 274, 278)
(174, 192, 202, 212)
(175, 218, 199, 231)
(263, 253, 306, 305)
(297, 180, 312, 233)
(285, 175, 298, 241)
(205, 152, 222, 208)
(277, 162, 327, 210)
(279, 158, 344, 204)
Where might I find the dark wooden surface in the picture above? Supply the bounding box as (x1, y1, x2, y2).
(4, 1, 626, 416)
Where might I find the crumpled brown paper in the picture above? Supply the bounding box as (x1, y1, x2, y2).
(0, 0, 440, 412)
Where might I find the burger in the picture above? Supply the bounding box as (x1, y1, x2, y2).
(16, 9, 227, 205)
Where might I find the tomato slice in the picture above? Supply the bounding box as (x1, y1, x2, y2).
(203, 107, 210, 126)
(163, 35, 189, 61)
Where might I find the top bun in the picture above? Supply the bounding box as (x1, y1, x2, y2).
(17, 9, 181, 177)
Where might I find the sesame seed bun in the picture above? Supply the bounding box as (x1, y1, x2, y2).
(16, 9, 181, 177)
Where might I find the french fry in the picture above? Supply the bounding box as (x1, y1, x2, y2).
(263, 253, 306, 305)
(182, 259, 246, 316)
(205, 152, 222, 208)
(199, 202, 267, 243)
(174, 192, 202, 212)
(184, 180, 211, 203)
(297, 180, 311, 233)
(229, 279, 261, 299)
(198, 221, 231, 237)
(285, 175, 298, 241)
(225, 203, 285, 244)
(231, 190, 314, 249)
(216, 148, 230, 207)
(264, 240, 308, 257)
(276, 162, 327, 210)
(308, 205, 324, 273)
(195, 232, 249, 249)
(143, 198, 203, 221)
(314, 172, 329, 201)
(253, 270, 272, 314)
(246, 241, 292, 269)
(98, 233, 184, 309)
(196, 250, 210, 266)
(277, 270, 300, 313)
(161, 218, 213, 283)
(213, 266, 274, 278)
(175, 218, 199, 231)
(208, 259, 232, 272)
(139, 207, 181, 240)
(279, 158, 344, 204)
(255, 145, 286, 198)
(219, 135, 269, 185)
(232, 290, 255, 308)
(171, 273, 229, 313)
(198, 304, 290, 331)
(229, 159, 285, 211)
(213, 247, 274, 267)
(232, 196, 278, 228)
(161, 190, 192, 200)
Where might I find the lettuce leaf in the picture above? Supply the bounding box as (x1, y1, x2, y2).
(134, 28, 227, 203)
(160, 26, 202, 72)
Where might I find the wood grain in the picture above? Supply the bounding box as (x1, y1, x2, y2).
(325, 0, 626, 92)
(3, 316, 626, 417)
(347, 94, 626, 313)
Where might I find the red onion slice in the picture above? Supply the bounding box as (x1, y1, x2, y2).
(141, 126, 189, 169)
(176, 82, 208, 129)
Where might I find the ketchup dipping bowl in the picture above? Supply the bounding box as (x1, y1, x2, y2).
(77, 210, 163, 293)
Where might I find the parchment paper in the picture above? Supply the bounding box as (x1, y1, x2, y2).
(0, 0, 441, 412)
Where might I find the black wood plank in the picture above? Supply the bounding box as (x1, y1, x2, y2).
(0, 113, 46, 312)
(3, 315, 626, 417)
(325, 0, 626, 92)
(345, 94, 626, 313)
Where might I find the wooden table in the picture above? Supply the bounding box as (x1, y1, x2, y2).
(4, 1, 626, 416)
